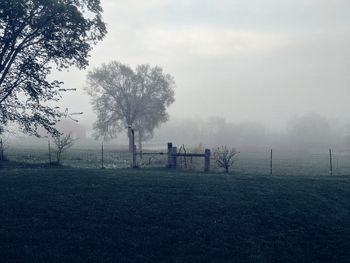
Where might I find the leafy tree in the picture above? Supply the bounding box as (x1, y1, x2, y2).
(85, 61, 175, 151)
(213, 146, 238, 173)
(0, 0, 106, 135)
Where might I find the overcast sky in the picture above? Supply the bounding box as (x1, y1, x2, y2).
(56, 0, 350, 131)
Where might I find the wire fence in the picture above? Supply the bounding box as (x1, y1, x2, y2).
(3, 147, 131, 169)
(1, 143, 350, 176)
(230, 151, 350, 176)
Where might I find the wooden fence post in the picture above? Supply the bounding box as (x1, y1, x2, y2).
(172, 147, 177, 169)
(204, 149, 211, 172)
(101, 142, 104, 169)
(329, 148, 333, 176)
(132, 144, 137, 168)
(270, 149, 273, 175)
(167, 142, 173, 168)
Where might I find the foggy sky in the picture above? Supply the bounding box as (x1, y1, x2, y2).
(55, 0, 350, 131)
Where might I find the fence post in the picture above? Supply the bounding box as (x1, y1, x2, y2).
(329, 148, 333, 176)
(48, 140, 51, 166)
(167, 142, 173, 168)
(132, 144, 137, 168)
(204, 149, 211, 172)
(270, 149, 273, 175)
(101, 142, 104, 169)
(172, 147, 177, 169)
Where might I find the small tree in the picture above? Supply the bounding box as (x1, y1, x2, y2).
(53, 132, 75, 165)
(214, 146, 238, 173)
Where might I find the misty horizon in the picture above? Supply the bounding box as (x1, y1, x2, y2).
(48, 0, 350, 132)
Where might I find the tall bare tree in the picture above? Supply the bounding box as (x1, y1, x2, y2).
(0, 0, 106, 135)
(85, 61, 175, 150)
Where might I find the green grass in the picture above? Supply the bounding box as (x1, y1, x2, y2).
(4, 146, 350, 175)
(0, 167, 350, 262)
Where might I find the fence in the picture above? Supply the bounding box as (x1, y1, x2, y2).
(227, 150, 350, 176)
(2, 146, 131, 169)
(1, 140, 350, 176)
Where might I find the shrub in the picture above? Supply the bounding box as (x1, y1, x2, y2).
(53, 133, 75, 165)
(213, 146, 238, 173)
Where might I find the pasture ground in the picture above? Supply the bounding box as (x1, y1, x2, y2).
(0, 166, 350, 262)
(4, 144, 350, 175)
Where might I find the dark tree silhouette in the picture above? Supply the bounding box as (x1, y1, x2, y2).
(53, 132, 75, 165)
(0, 0, 106, 135)
(214, 146, 238, 173)
(85, 61, 175, 151)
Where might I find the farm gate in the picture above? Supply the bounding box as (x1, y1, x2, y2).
(133, 142, 211, 172)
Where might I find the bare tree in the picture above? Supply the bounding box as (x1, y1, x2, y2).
(85, 61, 175, 150)
(53, 132, 75, 165)
(214, 146, 238, 173)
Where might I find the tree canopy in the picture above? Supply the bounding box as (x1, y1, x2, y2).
(85, 61, 175, 149)
(0, 0, 106, 135)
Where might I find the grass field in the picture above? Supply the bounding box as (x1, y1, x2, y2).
(0, 165, 350, 262)
(4, 145, 350, 176)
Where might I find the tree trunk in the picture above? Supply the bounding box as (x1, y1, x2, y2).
(57, 151, 61, 165)
(127, 127, 134, 152)
(138, 131, 143, 159)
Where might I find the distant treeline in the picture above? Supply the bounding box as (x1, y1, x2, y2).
(150, 114, 350, 153)
(4, 114, 350, 154)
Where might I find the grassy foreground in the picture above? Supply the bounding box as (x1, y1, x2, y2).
(0, 167, 349, 263)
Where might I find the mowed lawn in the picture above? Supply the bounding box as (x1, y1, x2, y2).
(0, 168, 350, 263)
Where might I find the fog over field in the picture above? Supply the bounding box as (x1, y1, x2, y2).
(52, 0, 350, 132)
(4, 0, 350, 151)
